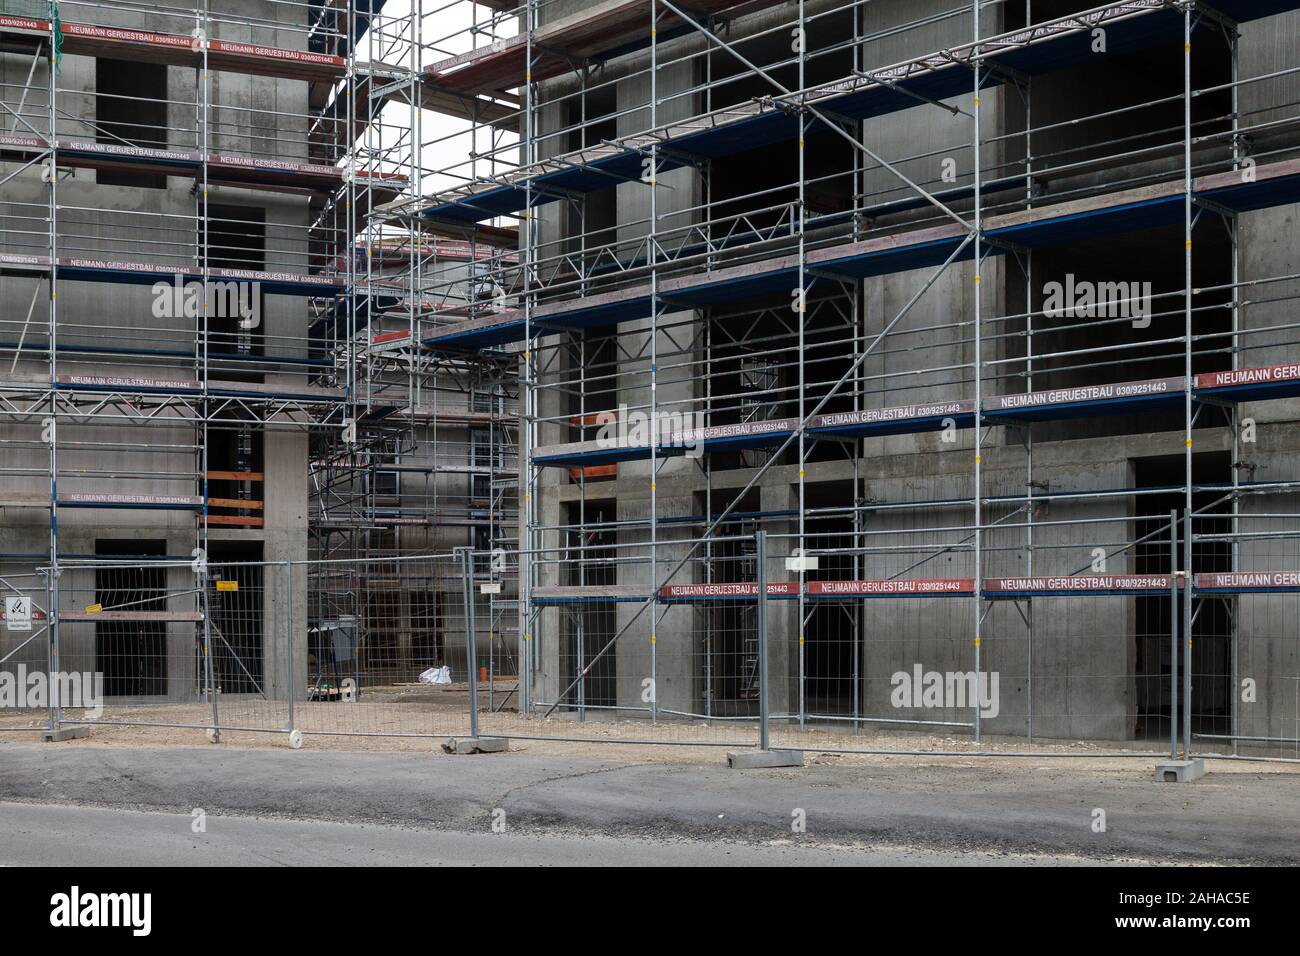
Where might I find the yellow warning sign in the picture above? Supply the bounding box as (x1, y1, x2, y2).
(216, 580, 238, 593)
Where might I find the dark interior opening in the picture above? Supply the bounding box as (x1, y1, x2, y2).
(804, 480, 860, 715)
(706, 9, 856, 244)
(571, 331, 620, 446)
(699, 489, 761, 716)
(1003, 0, 1234, 195)
(563, 499, 618, 709)
(95, 539, 168, 697)
(203, 203, 267, 367)
(1132, 452, 1232, 741)
(567, 82, 618, 264)
(1002, 218, 1233, 442)
(96, 58, 168, 189)
(410, 588, 442, 669)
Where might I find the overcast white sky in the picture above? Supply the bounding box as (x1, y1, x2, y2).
(360, 0, 520, 200)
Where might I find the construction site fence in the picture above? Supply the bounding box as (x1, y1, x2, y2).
(1, 528, 1297, 763)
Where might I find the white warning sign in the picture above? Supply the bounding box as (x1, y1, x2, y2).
(5, 596, 32, 632)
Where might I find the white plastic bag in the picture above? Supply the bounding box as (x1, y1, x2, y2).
(419, 665, 452, 685)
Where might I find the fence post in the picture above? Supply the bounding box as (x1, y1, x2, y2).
(1169, 509, 1178, 762)
(285, 561, 295, 734)
(201, 561, 220, 742)
(459, 547, 480, 740)
(1183, 511, 1193, 759)
(44, 568, 57, 737)
(756, 529, 769, 751)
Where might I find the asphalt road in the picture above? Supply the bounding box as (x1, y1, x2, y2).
(1, 743, 1297, 864)
(0, 801, 1090, 866)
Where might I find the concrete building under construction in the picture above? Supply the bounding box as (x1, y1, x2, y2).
(4, 0, 1300, 756)
(414, 0, 1300, 752)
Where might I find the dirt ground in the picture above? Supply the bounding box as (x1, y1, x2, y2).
(3, 680, 1298, 773)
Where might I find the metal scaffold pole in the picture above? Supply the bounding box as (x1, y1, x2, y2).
(756, 529, 769, 750)
(649, 0, 659, 723)
(518, 0, 537, 718)
(1182, 0, 1194, 760)
(972, 0, 984, 745)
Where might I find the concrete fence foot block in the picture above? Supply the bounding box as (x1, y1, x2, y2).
(1155, 758, 1206, 782)
(727, 750, 804, 769)
(43, 726, 90, 742)
(442, 736, 509, 755)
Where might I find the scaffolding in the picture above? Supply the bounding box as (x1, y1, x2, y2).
(5, 0, 1300, 757)
(0, 1, 520, 709)
(411, 0, 1300, 757)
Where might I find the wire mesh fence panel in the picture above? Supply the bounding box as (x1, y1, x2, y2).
(752, 500, 1190, 756)
(53, 560, 211, 732)
(43, 553, 503, 744)
(1221, 591, 1300, 759)
(0, 567, 53, 733)
(502, 533, 762, 747)
(199, 560, 288, 735)
(15, 550, 532, 746)
(1192, 509, 1300, 760)
(292, 554, 482, 741)
(768, 591, 980, 753)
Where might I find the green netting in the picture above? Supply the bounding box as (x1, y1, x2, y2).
(49, 2, 62, 67)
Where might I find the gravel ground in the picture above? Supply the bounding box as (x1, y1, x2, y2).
(8, 683, 1290, 766)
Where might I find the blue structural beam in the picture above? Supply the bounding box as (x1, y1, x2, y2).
(529, 362, 1300, 467)
(419, 1, 1299, 226)
(424, 158, 1300, 353)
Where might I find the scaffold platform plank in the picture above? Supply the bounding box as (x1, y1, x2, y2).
(39, 375, 347, 405)
(424, 0, 786, 96)
(0, 253, 346, 297)
(0, 133, 404, 196)
(529, 364, 1300, 466)
(0, 15, 345, 82)
(529, 572, 1300, 604)
(418, 1, 1300, 225)
(425, 159, 1300, 353)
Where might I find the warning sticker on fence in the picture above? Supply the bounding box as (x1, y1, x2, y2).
(216, 580, 238, 592)
(4, 596, 32, 631)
